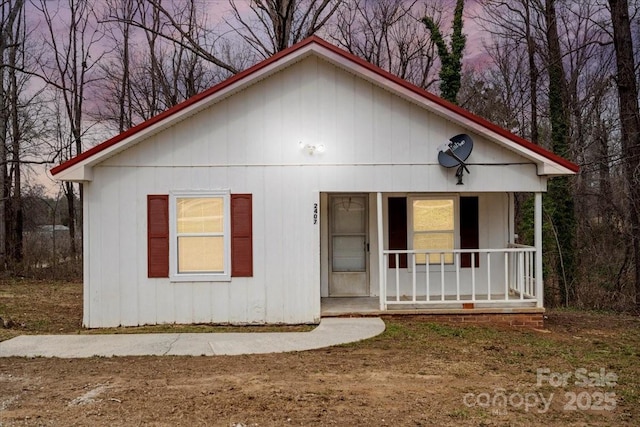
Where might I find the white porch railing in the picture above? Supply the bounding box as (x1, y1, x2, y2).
(381, 245, 537, 309)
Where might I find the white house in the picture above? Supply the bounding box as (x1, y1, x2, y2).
(51, 37, 578, 328)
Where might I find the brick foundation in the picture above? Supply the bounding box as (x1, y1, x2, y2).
(386, 312, 545, 329)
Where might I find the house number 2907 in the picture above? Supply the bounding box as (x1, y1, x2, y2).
(313, 203, 318, 225)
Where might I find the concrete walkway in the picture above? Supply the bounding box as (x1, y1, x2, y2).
(0, 318, 385, 358)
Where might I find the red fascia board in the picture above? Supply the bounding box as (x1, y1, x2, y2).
(51, 35, 578, 176)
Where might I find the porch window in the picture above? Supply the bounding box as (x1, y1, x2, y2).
(411, 198, 456, 264)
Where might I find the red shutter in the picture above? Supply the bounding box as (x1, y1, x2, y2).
(147, 195, 169, 278)
(388, 197, 408, 268)
(460, 197, 479, 268)
(231, 194, 253, 277)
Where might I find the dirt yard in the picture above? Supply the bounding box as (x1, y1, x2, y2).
(1, 279, 639, 426)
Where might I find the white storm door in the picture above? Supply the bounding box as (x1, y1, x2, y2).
(329, 195, 369, 296)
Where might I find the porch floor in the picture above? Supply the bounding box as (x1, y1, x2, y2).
(321, 296, 539, 316)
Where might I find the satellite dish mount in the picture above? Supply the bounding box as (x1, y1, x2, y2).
(437, 134, 474, 185)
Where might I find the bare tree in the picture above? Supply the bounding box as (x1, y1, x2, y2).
(228, 0, 344, 58)
(96, 0, 232, 130)
(608, 0, 640, 312)
(474, 0, 632, 308)
(0, 0, 25, 265)
(0, 0, 25, 268)
(102, 0, 238, 75)
(0, 0, 53, 268)
(98, 0, 138, 132)
(330, 0, 439, 89)
(478, 0, 548, 143)
(35, 0, 106, 257)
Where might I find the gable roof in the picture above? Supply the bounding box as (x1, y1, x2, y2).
(51, 36, 579, 181)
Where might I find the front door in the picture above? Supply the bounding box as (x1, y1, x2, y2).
(329, 194, 369, 296)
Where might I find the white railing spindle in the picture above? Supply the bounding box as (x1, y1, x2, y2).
(395, 254, 400, 302)
(519, 252, 524, 300)
(426, 256, 430, 302)
(440, 253, 445, 301)
(471, 253, 476, 300)
(504, 252, 509, 301)
(455, 252, 460, 301)
(411, 253, 416, 302)
(487, 252, 491, 301)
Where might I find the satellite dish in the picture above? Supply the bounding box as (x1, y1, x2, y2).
(437, 134, 473, 185)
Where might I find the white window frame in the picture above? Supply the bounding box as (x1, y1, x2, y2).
(408, 194, 460, 271)
(169, 190, 231, 282)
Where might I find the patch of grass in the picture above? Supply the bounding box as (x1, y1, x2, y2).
(448, 408, 470, 419)
(424, 322, 466, 337)
(380, 321, 414, 338)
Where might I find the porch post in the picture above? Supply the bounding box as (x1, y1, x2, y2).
(535, 192, 544, 308)
(377, 192, 386, 311)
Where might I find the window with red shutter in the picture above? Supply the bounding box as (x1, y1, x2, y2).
(148, 192, 253, 281)
(389, 195, 479, 270)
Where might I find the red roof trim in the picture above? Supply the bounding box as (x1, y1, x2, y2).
(51, 35, 578, 176)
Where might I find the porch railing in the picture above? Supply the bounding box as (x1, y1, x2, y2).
(382, 245, 537, 308)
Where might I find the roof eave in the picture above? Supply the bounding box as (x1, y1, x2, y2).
(54, 164, 93, 182)
(538, 162, 576, 176)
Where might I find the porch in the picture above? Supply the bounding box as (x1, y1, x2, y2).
(321, 192, 544, 314)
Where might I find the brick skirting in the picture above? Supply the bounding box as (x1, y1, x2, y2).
(385, 312, 545, 329)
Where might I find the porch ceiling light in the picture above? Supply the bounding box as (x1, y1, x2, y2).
(299, 141, 325, 155)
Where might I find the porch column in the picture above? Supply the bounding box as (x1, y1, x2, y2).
(377, 192, 386, 311)
(535, 192, 544, 308)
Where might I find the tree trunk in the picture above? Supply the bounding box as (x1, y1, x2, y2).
(609, 0, 640, 313)
(545, 0, 575, 305)
(524, 0, 539, 143)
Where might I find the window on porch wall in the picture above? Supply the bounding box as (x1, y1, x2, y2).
(387, 196, 479, 268)
(412, 198, 455, 264)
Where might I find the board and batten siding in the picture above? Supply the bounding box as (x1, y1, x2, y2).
(84, 55, 547, 327)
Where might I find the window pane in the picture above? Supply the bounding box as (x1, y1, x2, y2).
(413, 199, 454, 231)
(178, 236, 224, 273)
(414, 232, 454, 264)
(332, 236, 366, 272)
(177, 198, 224, 233)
